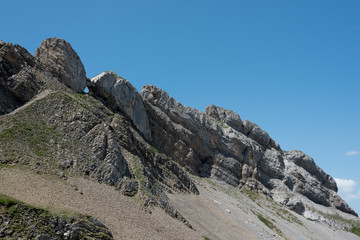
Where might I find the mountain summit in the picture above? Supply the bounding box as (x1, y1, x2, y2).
(0, 38, 359, 240)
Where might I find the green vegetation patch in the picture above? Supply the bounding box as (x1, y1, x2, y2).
(0, 120, 59, 158)
(275, 207, 303, 226)
(350, 226, 360, 237)
(312, 209, 360, 236)
(150, 145, 159, 155)
(251, 209, 287, 239)
(0, 193, 113, 239)
(0, 193, 56, 235)
(240, 187, 257, 202)
(0, 193, 18, 207)
(257, 213, 276, 229)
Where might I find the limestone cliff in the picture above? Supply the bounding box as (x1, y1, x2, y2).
(0, 38, 359, 239)
(140, 85, 356, 216)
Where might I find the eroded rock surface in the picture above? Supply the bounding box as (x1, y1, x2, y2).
(0, 41, 45, 114)
(35, 38, 86, 92)
(141, 85, 357, 216)
(0, 38, 357, 238)
(88, 71, 152, 140)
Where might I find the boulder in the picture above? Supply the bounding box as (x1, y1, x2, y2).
(116, 176, 139, 196)
(35, 38, 86, 92)
(88, 71, 152, 140)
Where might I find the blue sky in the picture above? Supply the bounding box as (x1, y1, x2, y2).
(2, 0, 360, 214)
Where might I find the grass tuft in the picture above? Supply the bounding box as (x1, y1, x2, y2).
(351, 226, 360, 237)
(0, 193, 19, 207)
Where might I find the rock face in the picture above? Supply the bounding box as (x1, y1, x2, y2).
(206, 104, 244, 133)
(206, 104, 280, 150)
(35, 38, 86, 93)
(0, 41, 45, 114)
(141, 85, 357, 216)
(0, 38, 358, 239)
(0, 39, 197, 232)
(88, 71, 152, 140)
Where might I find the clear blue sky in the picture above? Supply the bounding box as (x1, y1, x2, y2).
(2, 0, 360, 214)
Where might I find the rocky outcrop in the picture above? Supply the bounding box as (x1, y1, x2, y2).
(206, 104, 244, 133)
(285, 150, 337, 191)
(0, 41, 45, 115)
(206, 104, 280, 150)
(141, 85, 357, 216)
(0, 195, 113, 239)
(0, 38, 357, 234)
(35, 38, 86, 93)
(88, 71, 152, 140)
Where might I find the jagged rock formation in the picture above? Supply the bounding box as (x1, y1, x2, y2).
(206, 104, 280, 150)
(140, 85, 357, 216)
(88, 71, 152, 140)
(0, 41, 46, 114)
(0, 38, 359, 239)
(0, 39, 197, 232)
(35, 38, 86, 93)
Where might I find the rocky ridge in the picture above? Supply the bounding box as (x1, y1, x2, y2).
(88, 71, 152, 140)
(140, 85, 356, 216)
(0, 37, 359, 239)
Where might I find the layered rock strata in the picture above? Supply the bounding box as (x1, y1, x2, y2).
(0, 37, 357, 229)
(140, 85, 357, 216)
(88, 71, 152, 140)
(35, 38, 86, 93)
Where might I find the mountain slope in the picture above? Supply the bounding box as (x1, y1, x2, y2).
(0, 38, 359, 240)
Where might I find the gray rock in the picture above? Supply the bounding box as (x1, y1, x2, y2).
(243, 120, 280, 150)
(260, 149, 285, 179)
(140, 84, 357, 217)
(0, 42, 44, 114)
(116, 176, 139, 196)
(285, 150, 337, 191)
(0, 40, 5, 48)
(88, 71, 152, 140)
(206, 104, 243, 133)
(35, 38, 86, 92)
(79, 122, 131, 185)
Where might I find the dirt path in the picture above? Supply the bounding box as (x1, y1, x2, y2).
(8, 89, 52, 115)
(0, 167, 201, 240)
